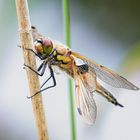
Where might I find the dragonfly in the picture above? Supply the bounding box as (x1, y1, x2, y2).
(24, 26, 139, 124)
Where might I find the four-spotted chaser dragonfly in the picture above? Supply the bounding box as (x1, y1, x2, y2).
(24, 26, 139, 124)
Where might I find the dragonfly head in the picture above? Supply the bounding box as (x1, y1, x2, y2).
(34, 38, 53, 58)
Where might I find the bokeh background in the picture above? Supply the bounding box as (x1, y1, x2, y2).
(0, 0, 140, 140)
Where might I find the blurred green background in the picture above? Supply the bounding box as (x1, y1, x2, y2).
(0, 0, 140, 140)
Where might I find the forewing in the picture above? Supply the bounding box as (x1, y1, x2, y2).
(89, 63, 139, 90)
(72, 51, 139, 90)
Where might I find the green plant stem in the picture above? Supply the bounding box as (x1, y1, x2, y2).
(62, 0, 77, 140)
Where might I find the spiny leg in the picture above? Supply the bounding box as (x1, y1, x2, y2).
(39, 65, 56, 92)
(24, 61, 47, 76)
(37, 61, 46, 72)
(25, 48, 43, 60)
(96, 83, 124, 107)
(40, 75, 52, 89)
(27, 65, 56, 98)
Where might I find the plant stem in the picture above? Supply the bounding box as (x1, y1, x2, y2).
(62, 0, 77, 140)
(15, 0, 49, 140)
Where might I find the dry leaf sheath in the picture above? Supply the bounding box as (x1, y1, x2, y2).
(15, 0, 49, 140)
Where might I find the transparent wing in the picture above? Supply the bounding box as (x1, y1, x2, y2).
(75, 73, 97, 125)
(72, 51, 139, 90)
(71, 56, 97, 124)
(89, 63, 139, 90)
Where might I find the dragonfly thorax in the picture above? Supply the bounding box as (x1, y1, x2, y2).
(34, 38, 53, 59)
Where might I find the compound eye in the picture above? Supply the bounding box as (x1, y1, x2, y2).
(37, 39, 43, 44)
(34, 40, 43, 54)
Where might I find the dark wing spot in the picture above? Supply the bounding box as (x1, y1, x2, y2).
(77, 108, 82, 115)
(31, 26, 36, 29)
(77, 64, 89, 74)
(100, 65, 103, 68)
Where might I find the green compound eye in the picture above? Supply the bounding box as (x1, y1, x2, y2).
(34, 38, 53, 57)
(42, 38, 53, 55)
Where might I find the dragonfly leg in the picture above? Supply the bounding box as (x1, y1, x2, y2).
(40, 65, 56, 90)
(37, 61, 46, 72)
(25, 48, 44, 60)
(24, 61, 47, 76)
(96, 83, 124, 107)
(40, 74, 52, 89)
(27, 65, 56, 98)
